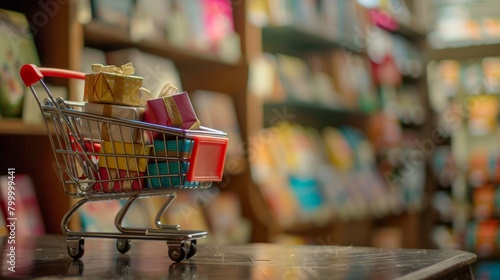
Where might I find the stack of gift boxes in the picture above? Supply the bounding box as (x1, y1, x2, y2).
(78, 63, 201, 193)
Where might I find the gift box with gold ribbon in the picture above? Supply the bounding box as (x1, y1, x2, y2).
(146, 161, 199, 188)
(152, 138, 193, 158)
(81, 102, 147, 143)
(84, 63, 150, 107)
(144, 84, 200, 139)
(98, 141, 152, 173)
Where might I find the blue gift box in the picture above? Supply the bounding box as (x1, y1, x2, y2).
(153, 139, 193, 158)
(147, 161, 198, 188)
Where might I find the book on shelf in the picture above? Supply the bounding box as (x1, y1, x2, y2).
(252, 0, 369, 47)
(275, 54, 315, 103)
(304, 52, 343, 108)
(247, 0, 272, 27)
(250, 51, 378, 112)
(132, 0, 172, 41)
(427, 56, 500, 137)
(166, 0, 240, 62)
(202, 0, 235, 47)
(266, 0, 293, 26)
(321, 0, 343, 40)
(289, 0, 321, 31)
(0, 8, 40, 118)
(90, 0, 135, 29)
(249, 123, 332, 227)
(247, 53, 286, 101)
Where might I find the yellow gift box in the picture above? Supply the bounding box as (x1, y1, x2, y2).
(98, 141, 153, 172)
(84, 63, 147, 107)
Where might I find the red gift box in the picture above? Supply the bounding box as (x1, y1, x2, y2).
(144, 91, 200, 139)
(70, 137, 100, 179)
(95, 168, 145, 193)
(71, 138, 100, 162)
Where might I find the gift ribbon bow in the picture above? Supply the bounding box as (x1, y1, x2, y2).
(90, 62, 153, 106)
(158, 84, 179, 98)
(155, 84, 200, 130)
(91, 63, 135, 75)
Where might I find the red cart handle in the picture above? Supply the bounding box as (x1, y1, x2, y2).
(20, 64, 85, 86)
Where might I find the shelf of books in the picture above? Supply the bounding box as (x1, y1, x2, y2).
(84, 21, 243, 67)
(369, 8, 426, 40)
(84, 0, 244, 67)
(0, 8, 41, 127)
(261, 25, 363, 55)
(427, 54, 500, 260)
(245, 0, 430, 247)
(425, 1, 500, 276)
(263, 101, 370, 130)
(427, 42, 500, 61)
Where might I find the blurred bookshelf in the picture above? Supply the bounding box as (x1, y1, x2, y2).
(261, 25, 363, 55)
(244, 0, 432, 248)
(370, 8, 426, 40)
(0, 119, 49, 136)
(427, 42, 500, 60)
(424, 2, 500, 276)
(84, 20, 244, 66)
(263, 101, 369, 130)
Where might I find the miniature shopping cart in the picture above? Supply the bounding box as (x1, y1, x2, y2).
(20, 64, 228, 262)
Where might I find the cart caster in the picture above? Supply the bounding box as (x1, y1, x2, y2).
(186, 240, 197, 259)
(116, 238, 132, 254)
(168, 243, 187, 263)
(67, 238, 85, 259)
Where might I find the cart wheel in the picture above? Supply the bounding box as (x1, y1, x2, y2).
(67, 239, 85, 259)
(186, 240, 197, 259)
(168, 243, 187, 263)
(116, 239, 132, 254)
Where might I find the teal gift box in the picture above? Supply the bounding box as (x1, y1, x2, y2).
(147, 161, 199, 188)
(153, 139, 193, 158)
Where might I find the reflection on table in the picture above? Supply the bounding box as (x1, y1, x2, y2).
(0, 235, 476, 279)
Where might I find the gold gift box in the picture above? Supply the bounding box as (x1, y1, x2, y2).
(98, 141, 152, 172)
(84, 63, 147, 107)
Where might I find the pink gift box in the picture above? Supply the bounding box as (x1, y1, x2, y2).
(95, 167, 145, 193)
(144, 91, 200, 139)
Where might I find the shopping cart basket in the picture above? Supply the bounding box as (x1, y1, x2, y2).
(20, 64, 228, 262)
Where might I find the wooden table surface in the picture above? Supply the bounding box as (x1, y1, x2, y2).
(0, 235, 476, 279)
